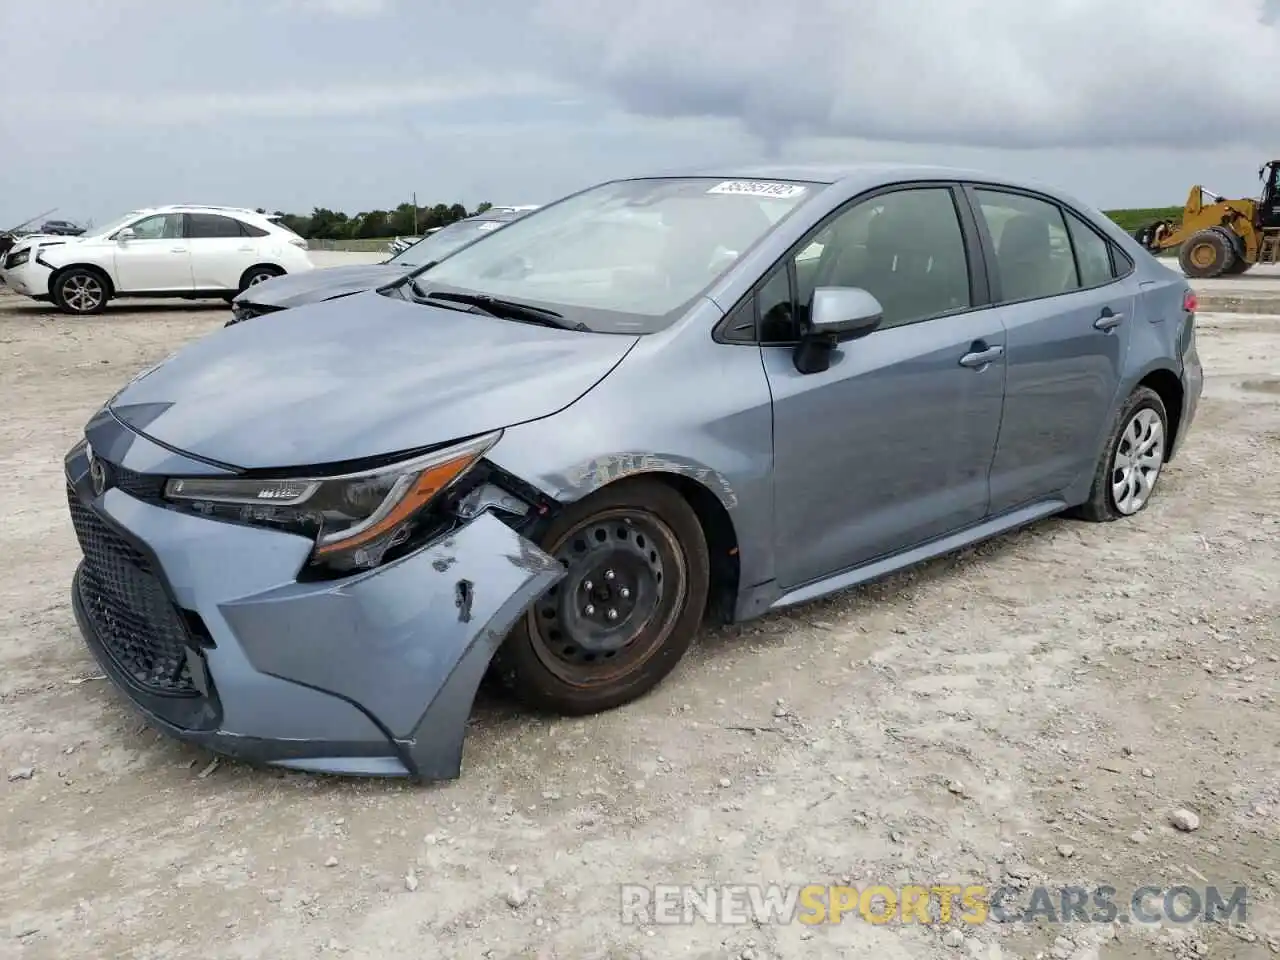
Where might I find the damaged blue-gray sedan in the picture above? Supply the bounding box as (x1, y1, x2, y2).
(65, 164, 1202, 779)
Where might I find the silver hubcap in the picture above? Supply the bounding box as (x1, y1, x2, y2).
(1111, 408, 1164, 515)
(64, 274, 103, 312)
(248, 272, 272, 286)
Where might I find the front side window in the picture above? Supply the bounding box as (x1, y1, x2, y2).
(402, 177, 814, 334)
(127, 213, 184, 240)
(974, 189, 1079, 303)
(786, 186, 972, 335)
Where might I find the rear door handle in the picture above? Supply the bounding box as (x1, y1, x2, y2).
(959, 345, 1004, 369)
(1094, 309, 1125, 331)
(170, 246, 188, 253)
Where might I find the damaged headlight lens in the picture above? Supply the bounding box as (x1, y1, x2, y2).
(163, 431, 500, 572)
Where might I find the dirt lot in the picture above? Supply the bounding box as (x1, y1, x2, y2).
(0, 278, 1277, 960)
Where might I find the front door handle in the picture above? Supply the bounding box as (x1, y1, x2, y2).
(959, 344, 1004, 369)
(1094, 309, 1125, 331)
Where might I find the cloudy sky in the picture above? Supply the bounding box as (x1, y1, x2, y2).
(3, 0, 1279, 226)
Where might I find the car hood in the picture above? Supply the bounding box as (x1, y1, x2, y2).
(108, 290, 639, 470)
(237, 262, 412, 309)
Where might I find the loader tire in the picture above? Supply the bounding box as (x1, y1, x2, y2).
(1223, 257, 1253, 275)
(1178, 229, 1236, 279)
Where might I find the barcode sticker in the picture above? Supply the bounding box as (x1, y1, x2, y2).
(706, 181, 808, 199)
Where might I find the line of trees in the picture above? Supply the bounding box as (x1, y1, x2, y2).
(256, 201, 495, 240)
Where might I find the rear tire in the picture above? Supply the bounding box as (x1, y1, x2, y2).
(52, 267, 110, 316)
(1178, 229, 1236, 278)
(493, 478, 709, 716)
(1070, 386, 1169, 523)
(238, 265, 282, 293)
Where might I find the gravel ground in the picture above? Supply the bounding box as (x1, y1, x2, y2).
(0, 280, 1277, 960)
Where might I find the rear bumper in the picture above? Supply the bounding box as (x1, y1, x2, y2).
(64, 418, 563, 780)
(1172, 328, 1204, 460)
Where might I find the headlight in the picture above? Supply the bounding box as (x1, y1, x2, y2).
(7, 248, 29, 267)
(164, 431, 499, 573)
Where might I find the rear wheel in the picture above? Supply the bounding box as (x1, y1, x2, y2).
(1070, 386, 1169, 523)
(52, 267, 110, 315)
(1178, 229, 1236, 278)
(494, 479, 709, 715)
(238, 265, 282, 292)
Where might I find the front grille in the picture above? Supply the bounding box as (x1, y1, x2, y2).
(226, 301, 280, 326)
(112, 465, 167, 502)
(67, 487, 197, 696)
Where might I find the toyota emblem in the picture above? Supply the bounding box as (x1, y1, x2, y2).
(87, 443, 109, 496)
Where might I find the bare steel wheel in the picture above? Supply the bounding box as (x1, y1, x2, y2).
(53, 268, 109, 316)
(1071, 385, 1170, 523)
(494, 479, 709, 715)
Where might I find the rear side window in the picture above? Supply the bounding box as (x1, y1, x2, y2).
(1065, 211, 1114, 288)
(240, 221, 270, 237)
(974, 189, 1080, 303)
(187, 213, 248, 239)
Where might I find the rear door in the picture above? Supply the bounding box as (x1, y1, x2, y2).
(966, 186, 1137, 513)
(112, 213, 192, 292)
(186, 213, 259, 290)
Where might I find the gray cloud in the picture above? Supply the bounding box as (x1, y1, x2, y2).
(533, 0, 1280, 150)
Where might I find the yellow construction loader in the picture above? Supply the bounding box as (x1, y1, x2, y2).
(1135, 160, 1280, 278)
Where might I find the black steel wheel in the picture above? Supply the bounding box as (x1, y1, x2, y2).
(495, 478, 709, 715)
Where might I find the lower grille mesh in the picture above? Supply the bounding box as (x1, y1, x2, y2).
(67, 487, 197, 695)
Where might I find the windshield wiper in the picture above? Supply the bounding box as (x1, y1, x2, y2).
(422, 291, 589, 331)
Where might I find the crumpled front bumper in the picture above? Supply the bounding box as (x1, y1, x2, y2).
(64, 419, 564, 780)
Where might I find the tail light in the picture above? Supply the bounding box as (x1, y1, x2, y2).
(288, 237, 309, 250)
(1183, 290, 1198, 313)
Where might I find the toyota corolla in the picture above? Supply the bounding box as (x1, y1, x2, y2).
(64, 164, 1202, 779)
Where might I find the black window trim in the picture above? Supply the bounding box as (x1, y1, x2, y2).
(960, 181, 1134, 309)
(713, 179, 992, 346)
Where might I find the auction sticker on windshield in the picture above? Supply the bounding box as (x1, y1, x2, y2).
(706, 181, 808, 200)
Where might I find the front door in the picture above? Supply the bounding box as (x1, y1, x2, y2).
(112, 213, 192, 292)
(762, 184, 1007, 591)
(966, 187, 1136, 512)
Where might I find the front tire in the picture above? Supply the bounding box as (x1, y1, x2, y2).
(494, 478, 710, 715)
(1071, 386, 1169, 523)
(52, 268, 109, 316)
(1178, 229, 1236, 278)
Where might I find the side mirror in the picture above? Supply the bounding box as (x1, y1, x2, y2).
(116, 228, 136, 242)
(793, 286, 884, 374)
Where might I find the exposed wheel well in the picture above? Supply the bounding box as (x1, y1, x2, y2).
(581, 472, 740, 625)
(1138, 368, 1184, 460)
(50, 263, 115, 298)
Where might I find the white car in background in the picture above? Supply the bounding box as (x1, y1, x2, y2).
(0, 205, 314, 316)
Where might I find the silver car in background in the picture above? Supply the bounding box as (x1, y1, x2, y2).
(227, 207, 533, 325)
(65, 164, 1201, 780)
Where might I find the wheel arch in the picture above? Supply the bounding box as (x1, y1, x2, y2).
(49, 261, 116, 297)
(239, 263, 285, 287)
(552, 465, 742, 626)
(1135, 366, 1185, 462)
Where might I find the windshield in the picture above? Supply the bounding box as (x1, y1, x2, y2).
(388, 217, 509, 268)
(91, 212, 144, 238)
(398, 177, 814, 334)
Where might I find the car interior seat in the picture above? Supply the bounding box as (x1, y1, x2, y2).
(996, 213, 1065, 301)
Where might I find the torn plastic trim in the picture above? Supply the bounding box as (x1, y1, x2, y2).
(222, 512, 565, 781)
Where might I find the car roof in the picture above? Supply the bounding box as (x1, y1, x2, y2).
(633, 161, 1080, 203)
